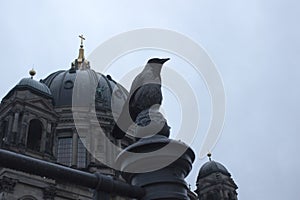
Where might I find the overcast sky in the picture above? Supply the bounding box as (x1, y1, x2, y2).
(1, 0, 300, 199)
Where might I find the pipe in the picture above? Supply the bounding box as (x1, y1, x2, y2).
(0, 149, 145, 198)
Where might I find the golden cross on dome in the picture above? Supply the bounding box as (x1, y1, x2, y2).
(79, 34, 85, 47)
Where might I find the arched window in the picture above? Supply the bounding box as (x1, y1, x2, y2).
(77, 138, 86, 168)
(57, 137, 86, 168)
(27, 119, 43, 151)
(57, 137, 72, 166)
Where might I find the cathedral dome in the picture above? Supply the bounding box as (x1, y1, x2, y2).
(16, 78, 52, 97)
(41, 68, 128, 111)
(197, 160, 230, 179)
(40, 35, 128, 112)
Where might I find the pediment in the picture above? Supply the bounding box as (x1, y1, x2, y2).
(26, 98, 54, 111)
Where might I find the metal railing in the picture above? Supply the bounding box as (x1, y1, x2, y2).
(0, 149, 145, 199)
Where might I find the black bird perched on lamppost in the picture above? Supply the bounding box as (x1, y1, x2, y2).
(112, 58, 170, 139)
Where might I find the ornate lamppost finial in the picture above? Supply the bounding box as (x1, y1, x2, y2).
(207, 152, 212, 161)
(29, 68, 36, 79)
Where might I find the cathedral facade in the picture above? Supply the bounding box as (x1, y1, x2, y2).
(0, 39, 238, 200)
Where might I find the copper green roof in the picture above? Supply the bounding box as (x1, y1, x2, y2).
(17, 78, 52, 96)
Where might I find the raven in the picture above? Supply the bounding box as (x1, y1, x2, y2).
(112, 58, 170, 139)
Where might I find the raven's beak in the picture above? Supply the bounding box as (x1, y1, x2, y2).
(160, 58, 170, 64)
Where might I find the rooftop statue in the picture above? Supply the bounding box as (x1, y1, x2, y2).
(112, 58, 170, 139)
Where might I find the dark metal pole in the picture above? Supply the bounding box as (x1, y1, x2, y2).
(0, 149, 145, 199)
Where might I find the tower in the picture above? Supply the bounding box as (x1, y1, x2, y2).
(0, 70, 57, 161)
(195, 154, 238, 200)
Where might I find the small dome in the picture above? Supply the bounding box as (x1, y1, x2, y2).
(197, 160, 230, 179)
(17, 78, 52, 96)
(41, 68, 128, 111)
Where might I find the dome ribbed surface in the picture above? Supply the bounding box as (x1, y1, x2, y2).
(17, 78, 52, 96)
(41, 69, 128, 110)
(197, 160, 230, 179)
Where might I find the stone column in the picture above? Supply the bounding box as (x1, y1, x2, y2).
(220, 189, 224, 200)
(41, 122, 52, 154)
(40, 122, 47, 153)
(6, 115, 13, 144)
(18, 112, 29, 148)
(12, 112, 19, 134)
(52, 124, 58, 157)
(47, 123, 52, 151)
(72, 129, 78, 167)
(89, 126, 96, 164)
(0, 121, 3, 146)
